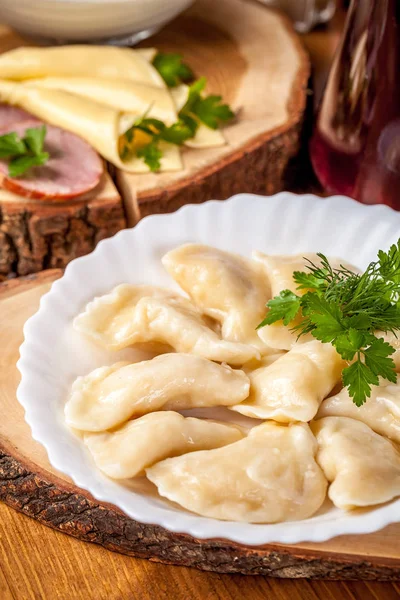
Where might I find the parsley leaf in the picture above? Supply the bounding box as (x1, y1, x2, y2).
(8, 152, 49, 177)
(0, 132, 26, 157)
(0, 125, 49, 176)
(335, 329, 366, 361)
(257, 290, 302, 328)
(152, 52, 194, 87)
(136, 139, 163, 172)
(160, 121, 194, 145)
(293, 269, 327, 292)
(342, 360, 379, 407)
(300, 293, 345, 343)
(122, 116, 194, 172)
(191, 95, 235, 129)
(24, 125, 46, 156)
(363, 337, 397, 382)
(179, 78, 234, 130)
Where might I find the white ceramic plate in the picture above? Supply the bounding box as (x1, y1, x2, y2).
(17, 192, 400, 546)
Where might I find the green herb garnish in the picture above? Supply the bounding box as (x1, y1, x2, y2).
(124, 57, 235, 171)
(152, 52, 194, 87)
(0, 125, 49, 177)
(122, 116, 195, 172)
(257, 243, 400, 406)
(179, 77, 234, 130)
(136, 138, 163, 172)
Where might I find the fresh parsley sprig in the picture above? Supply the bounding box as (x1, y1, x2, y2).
(121, 116, 195, 171)
(152, 52, 194, 87)
(0, 125, 49, 177)
(257, 243, 400, 406)
(121, 77, 234, 171)
(179, 77, 234, 130)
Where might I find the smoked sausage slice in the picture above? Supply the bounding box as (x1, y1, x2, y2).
(0, 119, 103, 200)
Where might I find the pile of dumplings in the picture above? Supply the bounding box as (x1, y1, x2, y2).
(65, 244, 400, 524)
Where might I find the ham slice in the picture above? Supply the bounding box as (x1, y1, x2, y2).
(0, 118, 103, 200)
(0, 103, 39, 128)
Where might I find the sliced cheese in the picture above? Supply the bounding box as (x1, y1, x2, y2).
(0, 81, 182, 173)
(136, 48, 158, 63)
(171, 84, 226, 149)
(0, 46, 165, 88)
(27, 77, 177, 125)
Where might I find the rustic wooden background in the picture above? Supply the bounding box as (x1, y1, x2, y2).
(2, 2, 399, 599)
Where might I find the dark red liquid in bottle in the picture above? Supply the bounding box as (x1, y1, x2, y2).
(310, 0, 400, 207)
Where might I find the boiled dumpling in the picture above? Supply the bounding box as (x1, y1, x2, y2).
(132, 296, 259, 364)
(146, 421, 327, 523)
(253, 253, 357, 351)
(84, 411, 245, 479)
(252, 252, 318, 350)
(74, 284, 179, 349)
(76, 291, 259, 364)
(162, 244, 270, 350)
(65, 353, 250, 431)
(252, 252, 321, 297)
(231, 340, 345, 422)
(318, 379, 400, 445)
(311, 416, 400, 509)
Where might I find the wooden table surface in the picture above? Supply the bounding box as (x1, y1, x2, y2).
(2, 3, 399, 599)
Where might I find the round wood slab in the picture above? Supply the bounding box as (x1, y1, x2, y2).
(117, 0, 310, 224)
(1, 271, 400, 580)
(0, 173, 125, 280)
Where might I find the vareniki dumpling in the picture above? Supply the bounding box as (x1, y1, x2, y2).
(252, 252, 320, 297)
(77, 292, 260, 364)
(74, 284, 178, 350)
(253, 253, 358, 351)
(84, 411, 245, 479)
(162, 244, 271, 350)
(318, 379, 400, 445)
(311, 417, 400, 509)
(231, 340, 344, 422)
(146, 421, 328, 523)
(132, 296, 259, 364)
(65, 353, 250, 431)
(253, 252, 318, 350)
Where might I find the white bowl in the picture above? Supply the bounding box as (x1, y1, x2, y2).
(17, 192, 400, 546)
(0, 0, 194, 44)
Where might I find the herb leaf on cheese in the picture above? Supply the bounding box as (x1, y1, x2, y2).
(122, 57, 234, 171)
(153, 52, 194, 87)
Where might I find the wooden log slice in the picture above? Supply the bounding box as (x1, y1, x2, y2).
(118, 0, 310, 225)
(1, 271, 400, 580)
(0, 173, 126, 279)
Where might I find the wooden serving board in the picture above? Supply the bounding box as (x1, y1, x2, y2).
(0, 0, 308, 273)
(118, 0, 310, 224)
(1, 271, 400, 580)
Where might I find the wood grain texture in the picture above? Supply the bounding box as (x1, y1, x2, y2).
(117, 0, 310, 225)
(1, 501, 400, 600)
(0, 26, 124, 279)
(0, 172, 126, 280)
(1, 270, 400, 583)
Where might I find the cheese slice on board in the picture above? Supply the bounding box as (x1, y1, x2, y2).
(27, 77, 178, 124)
(0, 46, 165, 87)
(171, 85, 226, 148)
(0, 81, 182, 173)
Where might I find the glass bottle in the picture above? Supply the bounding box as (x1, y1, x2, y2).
(310, 0, 400, 208)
